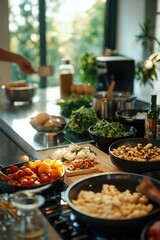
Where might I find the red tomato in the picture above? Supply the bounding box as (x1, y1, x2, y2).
(5, 167, 12, 174)
(24, 168, 33, 176)
(39, 174, 50, 184)
(20, 178, 29, 186)
(12, 172, 20, 180)
(17, 170, 26, 178)
(27, 178, 36, 186)
(147, 221, 160, 240)
(20, 165, 27, 170)
(2, 175, 11, 183)
(30, 166, 38, 174)
(10, 165, 19, 173)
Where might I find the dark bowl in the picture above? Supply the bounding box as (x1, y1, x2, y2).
(30, 115, 66, 133)
(0, 162, 64, 193)
(88, 124, 137, 147)
(143, 171, 160, 182)
(116, 109, 148, 137)
(65, 172, 160, 236)
(140, 216, 160, 240)
(109, 138, 160, 173)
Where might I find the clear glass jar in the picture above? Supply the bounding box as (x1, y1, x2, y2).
(10, 193, 48, 240)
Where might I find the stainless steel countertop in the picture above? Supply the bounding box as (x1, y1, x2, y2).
(0, 86, 150, 157)
(0, 87, 62, 157)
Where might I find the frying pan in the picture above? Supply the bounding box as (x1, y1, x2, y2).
(143, 171, 160, 182)
(109, 138, 160, 173)
(65, 172, 160, 235)
(0, 162, 64, 193)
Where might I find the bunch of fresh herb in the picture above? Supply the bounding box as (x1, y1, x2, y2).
(59, 94, 92, 117)
(65, 106, 98, 135)
(91, 120, 132, 137)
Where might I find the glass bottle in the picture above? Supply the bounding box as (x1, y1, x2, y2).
(10, 193, 48, 240)
(59, 58, 74, 99)
(145, 95, 157, 139)
(156, 107, 160, 139)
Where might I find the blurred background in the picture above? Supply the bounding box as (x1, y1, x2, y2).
(0, 0, 160, 103)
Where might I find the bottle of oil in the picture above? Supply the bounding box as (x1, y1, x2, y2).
(59, 58, 74, 99)
(156, 107, 160, 139)
(145, 95, 157, 139)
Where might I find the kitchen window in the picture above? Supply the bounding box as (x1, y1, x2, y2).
(9, 0, 108, 87)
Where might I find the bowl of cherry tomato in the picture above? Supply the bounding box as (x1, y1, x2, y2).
(0, 159, 64, 193)
(141, 217, 160, 240)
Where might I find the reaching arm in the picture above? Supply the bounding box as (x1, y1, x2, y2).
(0, 48, 36, 74)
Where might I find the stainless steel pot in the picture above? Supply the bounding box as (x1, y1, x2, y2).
(92, 91, 136, 120)
(1, 82, 38, 103)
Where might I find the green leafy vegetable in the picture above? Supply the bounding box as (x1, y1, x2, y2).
(59, 94, 92, 117)
(65, 106, 98, 135)
(91, 120, 132, 137)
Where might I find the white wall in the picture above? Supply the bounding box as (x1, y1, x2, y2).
(116, 0, 160, 105)
(0, 0, 11, 84)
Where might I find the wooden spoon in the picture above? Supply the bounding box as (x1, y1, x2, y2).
(107, 80, 116, 100)
(136, 178, 160, 204)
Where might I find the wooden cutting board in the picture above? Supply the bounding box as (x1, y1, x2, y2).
(36, 143, 121, 186)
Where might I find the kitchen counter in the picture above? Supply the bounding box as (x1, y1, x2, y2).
(0, 87, 63, 160)
(0, 87, 152, 240)
(0, 86, 150, 165)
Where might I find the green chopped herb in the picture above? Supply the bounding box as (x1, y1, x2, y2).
(91, 120, 132, 137)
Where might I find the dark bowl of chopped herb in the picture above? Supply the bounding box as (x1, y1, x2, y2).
(88, 120, 137, 148)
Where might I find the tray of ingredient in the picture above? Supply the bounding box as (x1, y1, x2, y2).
(47, 144, 99, 176)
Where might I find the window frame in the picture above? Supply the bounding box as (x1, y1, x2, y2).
(39, 0, 116, 88)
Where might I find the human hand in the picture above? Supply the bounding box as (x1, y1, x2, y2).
(16, 55, 36, 75)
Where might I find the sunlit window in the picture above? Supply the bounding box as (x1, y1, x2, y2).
(9, 0, 106, 86)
